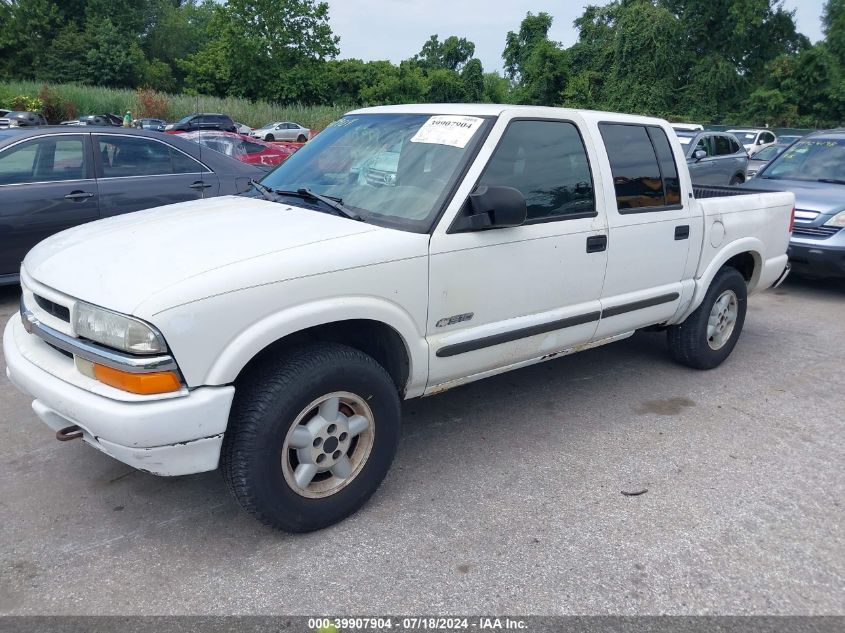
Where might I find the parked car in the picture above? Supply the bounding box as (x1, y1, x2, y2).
(175, 130, 299, 167)
(740, 129, 845, 277)
(0, 111, 48, 128)
(0, 109, 10, 118)
(676, 130, 749, 185)
(165, 113, 237, 133)
(133, 118, 167, 132)
(727, 128, 777, 155)
(250, 121, 310, 142)
(0, 127, 263, 284)
(745, 143, 790, 179)
(233, 122, 252, 135)
(3, 105, 793, 533)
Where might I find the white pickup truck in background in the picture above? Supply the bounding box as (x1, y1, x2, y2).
(4, 105, 794, 532)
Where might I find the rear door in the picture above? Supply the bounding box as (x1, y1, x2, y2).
(427, 115, 609, 389)
(94, 133, 217, 217)
(0, 133, 99, 277)
(713, 134, 740, 184)
(593, 122, 695, 339)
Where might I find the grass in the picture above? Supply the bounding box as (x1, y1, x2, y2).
(0, 81, 351, 130)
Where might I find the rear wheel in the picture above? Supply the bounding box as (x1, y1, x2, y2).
(297, 134, 307, 143)
(265, 134, 275, 142)
(666, 267, 747, 369)
(221, 343, 401, 532)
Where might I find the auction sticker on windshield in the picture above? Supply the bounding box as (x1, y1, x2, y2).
(411, 115, 484, 148)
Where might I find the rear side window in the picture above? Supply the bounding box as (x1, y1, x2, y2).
(729, 137, 742, 154)
(715, 135, 733, 156)
(98, 136, 205, 177)
(599, 123, 681, 212)
(478, 119, 595, 222)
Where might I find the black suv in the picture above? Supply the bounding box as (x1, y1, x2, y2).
(0, 111, 48, 128)
(166, 113, 237, 133)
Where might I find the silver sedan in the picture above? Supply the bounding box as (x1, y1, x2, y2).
(250, 122, 311, 142)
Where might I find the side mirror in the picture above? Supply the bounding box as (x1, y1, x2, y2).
(452, 185, 527, 232)
(694, 149, 707, 161)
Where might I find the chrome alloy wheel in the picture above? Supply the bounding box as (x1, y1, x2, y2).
(707, 289, 739, 351)
(281, 392, 375, 498)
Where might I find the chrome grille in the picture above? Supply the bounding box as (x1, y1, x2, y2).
(792, 225, 841, 240)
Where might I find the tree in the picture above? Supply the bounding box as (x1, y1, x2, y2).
(0, 0, 63, 78)
(414, 35, 475, 71)
(83, 17, 146, 88)
(461, 59, 484, 102)
(41, 25, 91, 85)
(503, 12, 554, 82)
(824, 0, 845, 66)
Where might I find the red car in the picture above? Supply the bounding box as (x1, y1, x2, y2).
(174, 130, 299, 167)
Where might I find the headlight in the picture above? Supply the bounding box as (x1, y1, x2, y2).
(824, 211, 845, 228)
(73, 302, 167, 354)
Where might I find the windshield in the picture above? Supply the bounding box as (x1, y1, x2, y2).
(761, 138, 845, 181)
(259, 113, 491, 232)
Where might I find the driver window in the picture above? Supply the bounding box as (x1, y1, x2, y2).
(477, 120, 596, 222)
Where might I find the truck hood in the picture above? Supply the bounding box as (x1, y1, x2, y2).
(24, 195, 384, 315)
(743, 178, 845, 216)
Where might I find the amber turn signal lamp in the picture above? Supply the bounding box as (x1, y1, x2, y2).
(93, 364, 181, 395)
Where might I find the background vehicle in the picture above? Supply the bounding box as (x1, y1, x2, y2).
(133, 118, 167, 132)
(4, 105, 793, 533)
(741, 129, 845, 277)
(777, 134, 805, 145)
(233, 122, 252, 135)
(728, 128, 777, 155)
(676, 130, 749, 185)
(250, 121, 310, 142)
(0, 127, 263, 284)
(165, 113, 237, 133)
(0, 111, 48, 129)
(746, 143, 790, 179)
(672, 123, 704, 132)
(176, 130, 298, 167)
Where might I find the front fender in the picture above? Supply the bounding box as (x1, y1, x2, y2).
(203, 295, 429, 398)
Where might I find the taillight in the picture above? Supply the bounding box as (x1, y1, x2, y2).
(789, 207, 795, 234)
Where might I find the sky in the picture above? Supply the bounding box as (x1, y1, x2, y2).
(327, 0, 827, 73)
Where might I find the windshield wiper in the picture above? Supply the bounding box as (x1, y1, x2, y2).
(273, 188, 362, 221)
(817, 178, 845, 185)
(250, 179, 278, 202)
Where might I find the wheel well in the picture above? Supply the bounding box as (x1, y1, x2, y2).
(236, 320, 411, 395)
(723, 252, 757, 282)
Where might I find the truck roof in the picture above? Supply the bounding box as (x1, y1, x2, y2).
(347, 103, 668, 127)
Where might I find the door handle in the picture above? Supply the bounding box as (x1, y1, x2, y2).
(64, 190, 95, 201)
(189, 181, 212, 190)
(586, 234, 608, 253)
(675, 225, 690, 240)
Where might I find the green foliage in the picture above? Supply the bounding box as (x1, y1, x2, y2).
(414, 35, 476, 71)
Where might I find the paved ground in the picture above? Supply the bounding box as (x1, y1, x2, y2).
(0, 278, 842, 616)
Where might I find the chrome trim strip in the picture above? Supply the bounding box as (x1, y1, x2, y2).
(20, 297, 178, 374)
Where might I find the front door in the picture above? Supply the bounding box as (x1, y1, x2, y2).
(593, 123, 696, 339)
(0, 133, 99, 277)
(94, 133, 216, 217)
(427, 117, 609, 390)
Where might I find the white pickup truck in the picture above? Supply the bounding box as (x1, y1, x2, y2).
(4, 105, 794, 532)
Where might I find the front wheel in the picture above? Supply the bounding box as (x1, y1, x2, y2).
(666, 267, 748, 369)
(221, 343, 401, 532)
(729, 175, 744, 186)
(265, 134, 275, 142)
(296, 134, 307, 143)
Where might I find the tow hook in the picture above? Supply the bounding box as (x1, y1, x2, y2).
(56, 425, 83, 442)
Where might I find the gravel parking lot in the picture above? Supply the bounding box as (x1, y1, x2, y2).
(1, 278, 842, 615)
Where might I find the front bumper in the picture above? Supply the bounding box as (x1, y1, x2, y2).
(788, 240, 845, 277)
(4, 317, 235, 476)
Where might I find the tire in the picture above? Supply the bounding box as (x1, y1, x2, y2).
(220, 342, 401, 532)
(729, 174, 744, 186)
(296, 134, 307, 143)
(265, 134, 275, 142)
(666, 266, 748, 370)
